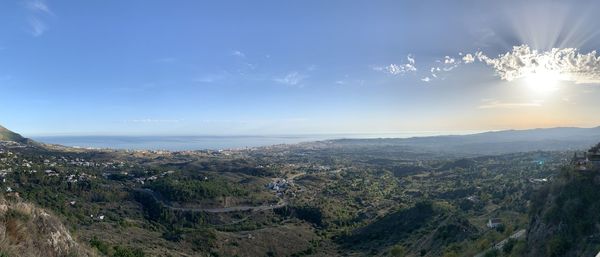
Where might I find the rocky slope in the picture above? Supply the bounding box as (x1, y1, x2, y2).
(0, 195, 95, 257)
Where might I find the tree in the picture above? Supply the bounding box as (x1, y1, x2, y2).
(390, 245, 405, 257)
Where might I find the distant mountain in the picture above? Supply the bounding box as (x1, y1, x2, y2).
(328, 126, 600, 155)
(0, 124, 28, 143)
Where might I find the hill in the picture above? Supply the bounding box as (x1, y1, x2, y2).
(0, 196, 95, 256)
(0, 125, 28, 143)
(525, 168, 600, 257)
(340, 201, 478, 256)
(327, 126, 600, 155)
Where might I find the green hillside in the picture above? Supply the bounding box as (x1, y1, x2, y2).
(0, 125, 28, 143)
(526, 168, 600, 257)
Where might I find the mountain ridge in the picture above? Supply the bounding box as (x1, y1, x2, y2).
(0, 125, 28, 143)
(327, 126, 600, 155)
(4, 124, 600, 153)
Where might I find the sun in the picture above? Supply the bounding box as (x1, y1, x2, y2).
(523, 69, 562, 94)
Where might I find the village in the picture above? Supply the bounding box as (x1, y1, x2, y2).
(572, 142, 600, 171)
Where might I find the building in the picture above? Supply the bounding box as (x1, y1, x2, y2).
(588, 143, 600, 165)
(487, 218, 502, 228)
(572, 152, 590, 171)
(572, 142, 600, 171)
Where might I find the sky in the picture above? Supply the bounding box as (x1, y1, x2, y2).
(1, 0, 600, 136)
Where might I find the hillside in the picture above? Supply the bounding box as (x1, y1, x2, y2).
(526, 168, 600, 257)
(0, 195, 95, 257)
(340, 201, 479, 256)
(0, 125, 28, 143)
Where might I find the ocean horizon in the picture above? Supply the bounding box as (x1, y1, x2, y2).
(30, 131, 483, 151)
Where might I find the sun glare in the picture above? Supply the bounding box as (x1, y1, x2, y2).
(523, 69, 562, 94)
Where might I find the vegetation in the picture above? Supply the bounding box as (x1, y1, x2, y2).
(527, 168, 600, 257)
(0, 129, 583, 256)
(147, 176, 248, 202)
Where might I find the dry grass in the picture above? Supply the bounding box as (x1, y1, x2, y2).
(0, 196, 96, 257)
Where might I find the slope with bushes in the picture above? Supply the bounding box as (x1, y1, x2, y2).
(0, 195, 95, 257)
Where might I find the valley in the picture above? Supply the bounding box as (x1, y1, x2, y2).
(0, 126, 590, 256)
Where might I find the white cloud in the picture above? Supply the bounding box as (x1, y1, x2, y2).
(274, 72, 307, 86)
(473, 45, 600, 84)
(407, 54, 416, 65)
(26, 0, 52, 14)
(462, 54, 475, 64)
(373, 54, 417, 76)
(24, 0, 53, 37)
(425, 44, 600, 85)
(231, 50, 246, 58)
(421, 77, 431, 82)
(28, 17, 46, 37)
(425, 56, 459, 81)
(378, 64, 402, 75)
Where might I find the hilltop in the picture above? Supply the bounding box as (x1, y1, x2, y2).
(0, 125, 29, 144)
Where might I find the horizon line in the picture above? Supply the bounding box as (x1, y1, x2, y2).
(23, 125, 600, 138)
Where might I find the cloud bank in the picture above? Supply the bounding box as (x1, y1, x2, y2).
(475, 45, 600, 84)
(422, 45, 600, 85)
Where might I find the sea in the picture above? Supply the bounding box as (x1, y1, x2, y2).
(31, 131, 480, 151)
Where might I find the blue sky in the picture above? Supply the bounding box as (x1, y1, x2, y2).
(1, 0, 600, 136)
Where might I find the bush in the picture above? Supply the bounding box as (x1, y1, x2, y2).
(503, 238, 516, 254)
(483, 249, 499, 257)
(546, 237, 570, 257)
(113, 246, 145, 257)
(390, 245, 405, 257)
(90, 237, 110, 255)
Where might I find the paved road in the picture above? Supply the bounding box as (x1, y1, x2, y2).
(134, 188, 287, 213)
